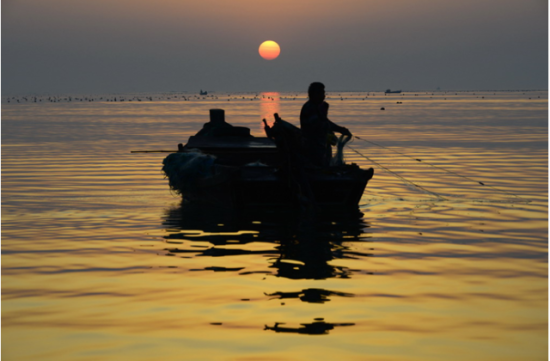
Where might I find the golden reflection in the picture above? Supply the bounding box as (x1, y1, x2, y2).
(259, 92, 280, 126)
(1, 91, 547, 360)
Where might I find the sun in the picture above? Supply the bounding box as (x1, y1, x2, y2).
(259, 41, 280, 60)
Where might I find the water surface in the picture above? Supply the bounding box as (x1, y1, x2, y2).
(2, 90, 547, 360)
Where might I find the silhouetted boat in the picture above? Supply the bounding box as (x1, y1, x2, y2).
(385, 89, 402, 94)
(162, 109, 373, 210)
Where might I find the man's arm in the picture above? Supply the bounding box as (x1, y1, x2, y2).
(328, 120, 352, 136)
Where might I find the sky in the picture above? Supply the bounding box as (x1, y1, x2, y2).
(2, 0, 548, 94)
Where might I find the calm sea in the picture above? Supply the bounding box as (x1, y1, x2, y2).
(2, 90, 548, 360)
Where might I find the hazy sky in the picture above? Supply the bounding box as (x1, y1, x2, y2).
(2, 0, 548, 94)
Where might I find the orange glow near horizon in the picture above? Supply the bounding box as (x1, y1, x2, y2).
(258, 41, 280, 60)
(259, 92, 280, 129)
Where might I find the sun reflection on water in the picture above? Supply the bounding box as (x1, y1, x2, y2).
(259, 92, 281, 126)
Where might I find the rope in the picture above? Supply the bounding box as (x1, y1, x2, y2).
(347, 144, 447, 201)
(353, 135, 527, 201)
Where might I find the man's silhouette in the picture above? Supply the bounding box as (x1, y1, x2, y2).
(300, 82, 351, 167)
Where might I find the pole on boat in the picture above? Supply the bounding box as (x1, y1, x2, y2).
(130, 150, 178, 153)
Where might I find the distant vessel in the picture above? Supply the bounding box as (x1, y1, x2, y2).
(385, 89, 402, 94)
(200, 90, 208, 95)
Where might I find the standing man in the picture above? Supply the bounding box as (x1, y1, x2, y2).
(300, 82, 352, 167)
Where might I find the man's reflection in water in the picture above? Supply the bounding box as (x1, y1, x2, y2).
(162, 201, 372, 280)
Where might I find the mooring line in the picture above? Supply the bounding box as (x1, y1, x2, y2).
(353, 135, 526, 201)
(347, 145, 447, 201)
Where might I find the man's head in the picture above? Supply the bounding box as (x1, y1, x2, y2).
(308, 82, 325, 103)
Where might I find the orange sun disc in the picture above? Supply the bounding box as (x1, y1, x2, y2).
(259, 40, 281, 60)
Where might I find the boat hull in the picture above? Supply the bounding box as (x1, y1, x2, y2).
(181, 165, 373, 209)
(165, 136, 374, 210)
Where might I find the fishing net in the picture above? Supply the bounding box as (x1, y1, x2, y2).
(330, 134, 352, 167)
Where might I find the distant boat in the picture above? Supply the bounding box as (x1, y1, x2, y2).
(200, 90, 208, 95)
(385, 89, 402, 94)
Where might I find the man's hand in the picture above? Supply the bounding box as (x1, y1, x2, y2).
(341, 127, 352, 137)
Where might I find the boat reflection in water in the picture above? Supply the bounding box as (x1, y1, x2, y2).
(264, 320, 355, 335)
(162, 200, 371, 280)
(162, 200, 372, 334)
